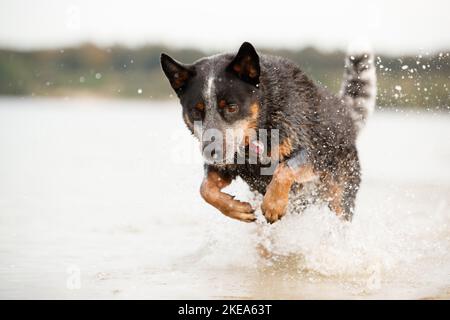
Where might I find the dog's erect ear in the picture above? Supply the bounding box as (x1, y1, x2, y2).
(160, 53, 195, 92)
(226, 42, 260, 86)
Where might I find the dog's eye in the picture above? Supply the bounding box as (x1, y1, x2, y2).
(195, 102, 205, 111)
(226, 104, 239, 113)
(191, 102, 205, 120)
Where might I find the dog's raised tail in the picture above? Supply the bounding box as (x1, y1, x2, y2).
(340, 40, 377, 133)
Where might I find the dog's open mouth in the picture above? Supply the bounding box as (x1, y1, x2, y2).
(202, 138, 272, 167)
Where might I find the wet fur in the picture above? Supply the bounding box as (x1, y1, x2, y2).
(161, 43, 375, 221)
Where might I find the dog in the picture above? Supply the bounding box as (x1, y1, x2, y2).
(160, 42, 376, 223)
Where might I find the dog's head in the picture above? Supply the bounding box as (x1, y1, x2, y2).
(161, 42, 261, 165)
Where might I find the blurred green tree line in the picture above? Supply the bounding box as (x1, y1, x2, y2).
(0, 43, 448, 108)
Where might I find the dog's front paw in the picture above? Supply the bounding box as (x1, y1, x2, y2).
(221, 200, 256, 223)
(261, 195, 288, 223)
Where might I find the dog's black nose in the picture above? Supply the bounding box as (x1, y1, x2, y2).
(202, 142, 223, 163)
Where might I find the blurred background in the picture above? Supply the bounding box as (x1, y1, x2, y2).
(0, 0, 449, 299)
(0, 0, 449, 108)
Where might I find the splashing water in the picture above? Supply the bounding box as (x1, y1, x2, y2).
(0, 99, 448, 299)
(188, 109, 450, 298)
(195, 178, 449, 298)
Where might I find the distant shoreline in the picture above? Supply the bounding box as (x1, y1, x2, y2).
(1, 44, 449, 108)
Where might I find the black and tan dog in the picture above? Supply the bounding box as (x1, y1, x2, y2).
(161, 42, 376, 223)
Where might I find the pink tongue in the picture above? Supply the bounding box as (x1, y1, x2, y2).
(250, 140, 264, 155)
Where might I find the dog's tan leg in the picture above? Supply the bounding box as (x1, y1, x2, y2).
(261, 163, 294, 223)
(200, 169, 256, 222)
(327, 182, 344, 217)
(321, 175, 349, 219)
(262, 162, 317, 223)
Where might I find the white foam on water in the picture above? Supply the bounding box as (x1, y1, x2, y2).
(193, 172, 450, 297)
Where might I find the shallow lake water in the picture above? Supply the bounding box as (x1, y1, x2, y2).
(0, 97, 449, 299)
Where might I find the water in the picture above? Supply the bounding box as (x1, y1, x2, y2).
(0, 97, 449, 299)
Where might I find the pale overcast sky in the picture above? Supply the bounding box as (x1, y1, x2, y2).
(0, 0, 449, 54)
